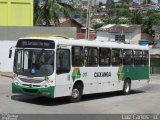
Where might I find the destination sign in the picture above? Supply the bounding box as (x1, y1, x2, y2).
(16, 39, 55, 49)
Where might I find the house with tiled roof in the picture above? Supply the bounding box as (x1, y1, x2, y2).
(96, 24, 141, 44)
(60, 19, 84, 33)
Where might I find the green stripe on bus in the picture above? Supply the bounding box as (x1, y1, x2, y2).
(12, 83, 54, 98)
(118, 66, 149, 80)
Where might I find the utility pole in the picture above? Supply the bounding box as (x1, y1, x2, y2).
(85, 0, 91, 40)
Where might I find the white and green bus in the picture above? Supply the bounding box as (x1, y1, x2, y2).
(10, 37, 150, 102)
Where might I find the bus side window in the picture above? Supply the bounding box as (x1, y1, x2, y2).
(142, 50, 149, 65)
(134, 50, 142, 66)
(72, 46, 83, 67)
(112, 49, 122, 66)
(99, 48, 111, 66)
(85, 47, 98, 67)
(56, 49, 70, 74)
(123, 49, 133, 66)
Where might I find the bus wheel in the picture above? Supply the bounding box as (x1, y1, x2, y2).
(70, 85, 83, 102)
(123, 80, 131, 95)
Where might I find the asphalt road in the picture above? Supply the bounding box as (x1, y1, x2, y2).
(0, 75, 160, 114)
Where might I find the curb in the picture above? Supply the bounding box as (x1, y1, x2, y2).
(0, 72, 13, 78)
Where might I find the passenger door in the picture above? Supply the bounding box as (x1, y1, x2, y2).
(54, 48, 72, 97)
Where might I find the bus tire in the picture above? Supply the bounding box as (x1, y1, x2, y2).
(123, 80, 131, 95)
(70, 85, 83, 102)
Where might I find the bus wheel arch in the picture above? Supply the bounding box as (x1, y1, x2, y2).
(123, 78, 131, 95)
(70, 80, 84, 102)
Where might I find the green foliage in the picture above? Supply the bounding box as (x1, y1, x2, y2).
(106, 0, 114, 9)
(118, 18, 130, 24)
(102, 17, 129, 24)
(97, 0, 160, 36)
(34, 0, 81, 26)
(148, 13, 160, 25)
(130, 10, 143, 24)
(119, 0, 131, 5)
(34, 0, 41, 25)
(102, 17, 119, 24)
(142, 13, 160, 35)
(147, 10, 155, 16)
(92, 23, 103, 30)
(34, 0, 160, 37)
(108, 8, 130, 17)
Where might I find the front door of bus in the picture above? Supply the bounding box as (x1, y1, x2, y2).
(54, 48, 72, 97)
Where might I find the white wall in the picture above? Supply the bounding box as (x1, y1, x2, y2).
(96, 30, 140, 44)
(96, 31, 115, 42)
(130, 29, 141, 44)
(96, 31, 129, 42)
(0, 41, 17, 72)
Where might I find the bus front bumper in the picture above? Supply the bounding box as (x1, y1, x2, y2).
(12, 83, 54, 98)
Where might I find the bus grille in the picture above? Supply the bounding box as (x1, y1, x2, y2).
(20, 78, 43, 83)
(22, 88, 38, 93)
(22, 84, 41, 87)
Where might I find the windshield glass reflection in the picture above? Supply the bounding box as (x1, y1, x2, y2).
(14, 49, 54, 77)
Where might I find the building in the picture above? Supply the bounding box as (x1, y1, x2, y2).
(150, 37, 160, 74)
(77, 33, 96, 40)
(141, 33, 154, 45)
(60, 19, 84, 33)
(0, 0, 33, 26)
(150, 25, 160, 74)
(60, 18, 97, 40)
(96, 24, 141, 44)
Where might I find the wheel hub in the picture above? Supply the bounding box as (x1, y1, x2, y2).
(125, 82, 130, 93)
(72, 89, 79, 99)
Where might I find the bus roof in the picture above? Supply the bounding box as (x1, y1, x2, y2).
(19, 37, 149, 50)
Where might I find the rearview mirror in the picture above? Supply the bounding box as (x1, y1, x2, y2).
(9, 49, 12, 58)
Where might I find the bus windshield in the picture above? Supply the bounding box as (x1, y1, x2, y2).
(14, 49, 54, 77)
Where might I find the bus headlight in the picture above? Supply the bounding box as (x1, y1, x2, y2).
(13, 73, 17, 78)
(13, 77, 21, 85)
(41, 80, 53, 88)
(41, 83, 49, 88)
(15, 81, 20, 85)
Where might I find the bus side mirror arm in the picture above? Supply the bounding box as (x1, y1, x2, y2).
(9, 47, 14, 58)
(9, 49, 12, 58)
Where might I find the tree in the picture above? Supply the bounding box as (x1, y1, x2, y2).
(34, 0, 81, 26)
(109, 8, 130, 17)
(102, 17, 119, 24)
(106, 0, 114, 10)
(118, 18, 130, 24)
(34, 0, 41, 25)
(143, 13, 160, 35)
(130, 10, 143, 24)
(92, 23, 103, 30)
(119, 0, 131, 7)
